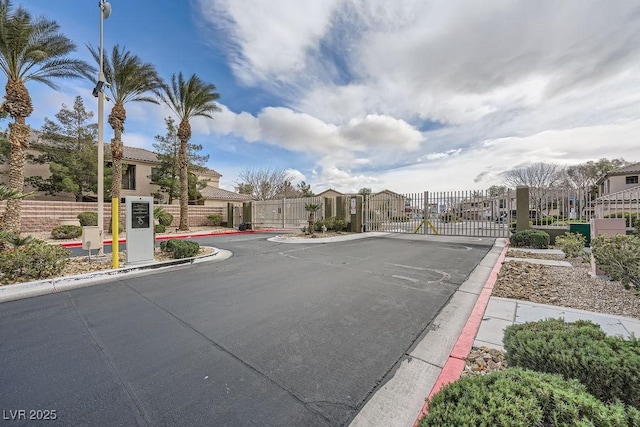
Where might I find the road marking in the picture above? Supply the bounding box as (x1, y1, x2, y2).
(388, 263, 427, 271)
(392, 275, 421, 283)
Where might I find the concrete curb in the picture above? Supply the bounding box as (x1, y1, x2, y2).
(57, 228, 289, 248)
(267, 231, 390, 244)
(412, 241, 509, 425)
(0, 247, 231, 304)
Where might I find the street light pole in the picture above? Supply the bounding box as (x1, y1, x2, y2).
(96, 0, 111, 256)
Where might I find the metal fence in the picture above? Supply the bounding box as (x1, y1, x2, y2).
(364, 190, 514, 237)
(252, 196, 324, 229)
(245, 185, 639, 235)
(595, 186, 640, 229)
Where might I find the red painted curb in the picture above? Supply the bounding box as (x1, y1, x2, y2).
(413, 240, 510, 426)
(58, 228, 288, 249)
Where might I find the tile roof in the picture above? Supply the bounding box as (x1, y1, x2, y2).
(200, 186, 253, 201)
(611, 162, 640, 174)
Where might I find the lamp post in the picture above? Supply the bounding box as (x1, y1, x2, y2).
(94, 0, 111, 256)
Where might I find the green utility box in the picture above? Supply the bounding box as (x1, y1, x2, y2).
(569, 223, 591, 247)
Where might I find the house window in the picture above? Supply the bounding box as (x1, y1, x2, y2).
(626, 175, 639, 185)
(123, 165, 136, 190)
(499, 199, 506, 209)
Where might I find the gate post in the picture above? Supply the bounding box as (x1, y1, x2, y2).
(516, 186, 530, 232)
(227, 203, 234, 228)
(243, 202, 253, 229)
(282, 198, 286, 228)
(350, 195, 363, 233)
(423, 191, 429, 234)
(336, 196, 346, 221)
(324, 197, 334, 219)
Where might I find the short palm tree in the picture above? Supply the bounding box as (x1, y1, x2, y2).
(305, 203, 321, 234)
(0, 1, 93, 233)
(87, 44, 162, 209)
(155, 73, 220, 230)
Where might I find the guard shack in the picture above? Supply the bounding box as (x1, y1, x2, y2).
(125, 196, 155, 265)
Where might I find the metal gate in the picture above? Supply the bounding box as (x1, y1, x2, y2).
(363, 189, 513, 238)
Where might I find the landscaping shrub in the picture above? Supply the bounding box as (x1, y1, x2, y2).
(510, 229, 550, 248)
(314, 216, 348, 232)
(440, 213, 460, 223)
(153, 207, 173, 227)
(591, 234, 640, 289)
(107, 221, 124, 234)
(0, 232, 38, 249)
(154, 224, 166, 234)
(555, 232, 587, 258)
(532, 216, 555, 226)
(503, 318, 640, 408)
(0, 243, 70, 284)
(77, 211, 98, 226)
(51, 225, 82, 240)
(207, 213, 222, 226)
(159, 239, 199, 259)
(419, 368, 640, 427)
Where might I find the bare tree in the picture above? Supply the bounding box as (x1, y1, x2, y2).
(236, 168, 297, 200)
(501, 162, 564, 217)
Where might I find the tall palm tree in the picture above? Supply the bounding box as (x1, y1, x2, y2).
(87, 44, 162, 208)
(0, 0, 92, 233)
(155, 72, 220, 230)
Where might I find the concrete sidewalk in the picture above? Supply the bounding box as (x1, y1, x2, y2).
(476, 297, 640, 351)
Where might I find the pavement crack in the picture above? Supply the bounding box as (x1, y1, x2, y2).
(65, 289, 152, 427)
(122, 283, 334, 425)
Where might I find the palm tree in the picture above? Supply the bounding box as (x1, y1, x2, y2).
(155, 73, 220, 230)
(87, 44, 162, 207)
(0, 1, 93, 233)
(304, 203, 321, 234)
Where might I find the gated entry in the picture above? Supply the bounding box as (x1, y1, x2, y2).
(363, 189, 514, 238)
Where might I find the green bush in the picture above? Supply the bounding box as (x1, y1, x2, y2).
(314, 216, 349, 232)
(77, 211, 98, 226)
(0, 232, 39, 249)
(510, 229, 550, 248)
(154, 224, 166, 233)
(591, 234, 640, 289)
(0, 243, 70, 284)
(51, 225, 82, 240)
(532, 216, 555, 226)
(107, 220, 124, 234)
(154, 207, 173, 227)
(159, 239, 199, 259)
(503, 319, 640, 409)
(555, 232, 587, 258)
(635, 220, 640, 236)
(440, 213, 460, 223)
(207, 213, 222, 226)
(419, 368, 640, 427)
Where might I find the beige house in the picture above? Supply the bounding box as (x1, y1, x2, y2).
(597, 163, 640, 196)
(316, 188, 349, 198)
(0, 130, 248, 206)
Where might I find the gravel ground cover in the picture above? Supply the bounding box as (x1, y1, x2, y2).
(464, 246, 639, 377)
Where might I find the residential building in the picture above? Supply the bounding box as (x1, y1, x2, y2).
(597, 162, 640, 196)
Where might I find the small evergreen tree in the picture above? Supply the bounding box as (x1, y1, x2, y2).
(27, 97, 111, 201)
(151, 116, 209, 204)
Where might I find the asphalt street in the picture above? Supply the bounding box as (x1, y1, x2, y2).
(1, 233, 493, 426)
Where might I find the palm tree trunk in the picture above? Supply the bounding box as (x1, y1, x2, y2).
(110, 136, 123, 203)
(178, 139, 189, 230)
(2, 120, 29, 233)
(177, 119, 191, 231)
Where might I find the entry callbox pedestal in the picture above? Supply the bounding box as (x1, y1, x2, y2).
(125, 196, 155, 265)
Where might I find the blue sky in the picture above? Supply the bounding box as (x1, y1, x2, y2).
(16, 1, 640, 193)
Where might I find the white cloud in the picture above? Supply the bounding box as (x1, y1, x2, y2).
(191, 1, 640, 192)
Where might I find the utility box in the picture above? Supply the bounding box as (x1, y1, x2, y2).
(125, 196, 155, 265)
(82, 226, 102, 250)
(569, 223, 591, 247)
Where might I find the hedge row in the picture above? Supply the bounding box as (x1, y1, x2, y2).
(420, 319, 640, 426)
